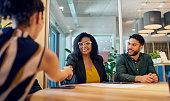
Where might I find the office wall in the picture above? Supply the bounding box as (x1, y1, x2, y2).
(65, 16, 117, 35)
(65, 16, 117, 53)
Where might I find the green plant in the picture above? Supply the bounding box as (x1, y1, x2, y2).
(150, 50, 160, 59)
(65, 48, 72, 61)
(0, 19, 12, 30)
(104, 47, 117, 82)
(65, 48, 72, 54)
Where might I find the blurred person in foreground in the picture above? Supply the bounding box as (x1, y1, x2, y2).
(0, 0, 73, 100)
(116, 34, 158, 83)
(63, 32, 108, 84)
(26, 79, 42, 101)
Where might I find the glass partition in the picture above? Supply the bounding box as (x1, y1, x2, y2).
(121, 0, 170, 55)
(48, 0, 170, 86)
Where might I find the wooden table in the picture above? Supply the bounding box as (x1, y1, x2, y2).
(30, 82, 170, 101)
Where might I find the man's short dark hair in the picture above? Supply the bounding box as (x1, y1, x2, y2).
(129, 34, 145, 45)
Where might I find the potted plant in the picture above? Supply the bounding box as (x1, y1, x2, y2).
(150, 50, 161, 64)
(104, 47, 117, 82)
(65, 48, 72, 54)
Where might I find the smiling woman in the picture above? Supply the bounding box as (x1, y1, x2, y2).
(62, 32, 108, 84)
(78, 37, 92, 55)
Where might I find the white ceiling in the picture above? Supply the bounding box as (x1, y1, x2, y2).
(51, 0, 170, 52)
(52, 0, 170, 43)
(55, 0, 170, 35)
(56, 0, 170, 19)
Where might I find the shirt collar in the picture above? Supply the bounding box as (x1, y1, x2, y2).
(126, 52, 143, 62)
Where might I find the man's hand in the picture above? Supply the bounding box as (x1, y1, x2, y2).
(140, 75, 154, 83)
(135, 74, 153, 83)
(148, 73, 158, 83)
(151, 73, 158, 83)
(135, 73, 158, 83)
(63, 66, 73, 80)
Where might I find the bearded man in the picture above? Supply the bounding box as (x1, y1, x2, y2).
(116, 34, 158, 83)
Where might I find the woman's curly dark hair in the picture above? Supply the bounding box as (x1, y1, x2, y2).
(73, 32, 99, 60)
(0, 0, 44, 27)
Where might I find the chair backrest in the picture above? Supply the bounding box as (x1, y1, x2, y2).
(113, 74, 117, 82)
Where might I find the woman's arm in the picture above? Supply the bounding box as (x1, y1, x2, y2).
(38, 48, 73, 82)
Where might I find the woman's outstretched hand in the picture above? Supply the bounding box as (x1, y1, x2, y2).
(63, 66, 73, 80)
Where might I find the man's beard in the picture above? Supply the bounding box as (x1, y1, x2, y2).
(128, 49, 140, 56)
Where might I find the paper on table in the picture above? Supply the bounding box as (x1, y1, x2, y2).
(159, 52, 168, 61)
(80, 83, 144, 88)
(159, 52, 170, 63)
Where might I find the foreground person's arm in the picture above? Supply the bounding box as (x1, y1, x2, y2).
(38, 48, 73, 82)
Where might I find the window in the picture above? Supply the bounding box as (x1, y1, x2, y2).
(48, 30, 57, 87)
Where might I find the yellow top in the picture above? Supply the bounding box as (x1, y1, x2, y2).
(85, 66, 100, 83)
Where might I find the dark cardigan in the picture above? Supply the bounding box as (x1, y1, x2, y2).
(62, 53, 108, 84)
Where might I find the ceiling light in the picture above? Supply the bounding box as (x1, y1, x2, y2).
(157, 28, 170, 34)
(151, 33, 159, 37)
(138, 30, 154, 33)
(137, 18, 154, 33)
(141, 2, 147, 6)
(137, 8, 141, 12)
(157, 33, 166, 36)
(132, 29, 135, 31)
(139, 33, 148, 37)
(158, 4, 163, 8)
(164, 12, 170, 29)
(158, 2, 165, 8)
(133, 23, 138, 34)
(150, 30, 166, 37)
(153, 8, 158, 11)
(69, 29, 73, 32)
(126, 20, 135, 24)
(59, 6, 64, 11)
(157, 19, 170, 33)
(167, 33, 170, 37)
(143, 11, 162, 29)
